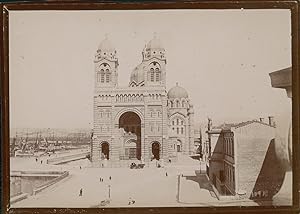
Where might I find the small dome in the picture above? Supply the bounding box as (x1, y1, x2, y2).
(146, 35, 164, 50)
(98, 37, 115, 52)
(168, 83, 188, 99)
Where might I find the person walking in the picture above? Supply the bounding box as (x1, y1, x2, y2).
(79, 188, 83, 196)
(109, 176, 111, 180)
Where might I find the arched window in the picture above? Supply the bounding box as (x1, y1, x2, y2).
(97, 72, 101, 82)
(105, 69, 110, 83)
(176, 100, 180, 107)
(99, 64, 111, 83)
(149, 62, 161, 82)
(172, 121, 175, 125)
(177, 119, 179, 125)
(100, 69, 105, 83)
(155, 68, 160, 82)
(177, 127, 179, 134)
(181, 120, 184, 125)
(181, 127, 184, 134)
(150, 69, 154, 82)
(155, 72, 160, 81)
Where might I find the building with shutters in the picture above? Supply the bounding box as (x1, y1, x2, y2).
(206, 119, 279, 200)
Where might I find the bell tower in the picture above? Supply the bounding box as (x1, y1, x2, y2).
(142, 34, 167, 87)
(94, 36, 119, 88)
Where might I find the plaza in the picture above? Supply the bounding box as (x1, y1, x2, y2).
(11, 151, 271, 208)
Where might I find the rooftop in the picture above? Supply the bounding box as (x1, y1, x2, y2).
(209, 119, 275, 132)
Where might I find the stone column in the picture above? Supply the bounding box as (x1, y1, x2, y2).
(91, 137, 100, 166)
(162, 94, 169, 160)
(183, 117, 189, 155)
(188, 105, 195, 155)
(143, 94, 148, 162)
(141, 123, 146, 161)
(110, 123, 120, 163)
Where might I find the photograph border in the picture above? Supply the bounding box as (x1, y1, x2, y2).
(1, 1, 299, 214)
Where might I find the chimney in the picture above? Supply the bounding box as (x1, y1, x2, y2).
(268, 116, 276, 127)
(259, 117, 264, 123)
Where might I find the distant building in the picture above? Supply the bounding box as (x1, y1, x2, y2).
(207, 119, 283, 200)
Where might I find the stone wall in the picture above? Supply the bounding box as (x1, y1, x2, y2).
(235, 123, 275, 198)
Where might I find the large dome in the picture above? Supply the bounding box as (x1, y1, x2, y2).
(130, 64, 145, 85)
(98, 37, 115, 52)
(167, 83, 188, 99)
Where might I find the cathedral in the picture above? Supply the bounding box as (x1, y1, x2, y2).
(91, 35, 195, 167)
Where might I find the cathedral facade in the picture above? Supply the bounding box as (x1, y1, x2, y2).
(91, 36, 195, 167)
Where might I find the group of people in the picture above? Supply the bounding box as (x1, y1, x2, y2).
(35, 157, 43, 164)
(99, 176, 112, 183)
(128, 197, 136, 205)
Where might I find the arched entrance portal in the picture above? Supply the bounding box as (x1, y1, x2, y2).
(119, 112, 141, 160)
(125, 139, 137, 160)
(152, 142, 160, 160)
(101, 142, 109, 160)
(177, 139, 182, 152)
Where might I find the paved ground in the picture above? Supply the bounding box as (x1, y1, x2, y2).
(11, 152, 289, 208)
(11, 153, 219, 207)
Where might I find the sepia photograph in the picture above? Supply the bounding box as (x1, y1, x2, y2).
(7, 7, 293, 209)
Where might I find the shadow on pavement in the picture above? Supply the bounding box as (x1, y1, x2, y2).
(185, 171, 215, 196)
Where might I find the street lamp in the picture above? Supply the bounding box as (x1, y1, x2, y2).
(199, 157, 201, 174)
(108, 185, 111, 199)
(176, 174, 181, 202)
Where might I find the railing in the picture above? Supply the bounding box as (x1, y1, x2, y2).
(10, 193, 29, 204)
(33, 171, 69, 195)
(47, 152, 90, 165)
(10, 170, 69, 205)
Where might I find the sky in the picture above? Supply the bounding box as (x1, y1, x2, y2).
(9, 9, 292, 129)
